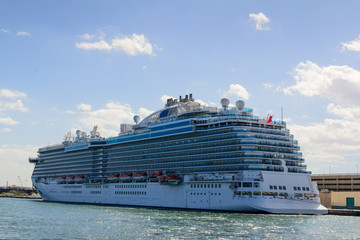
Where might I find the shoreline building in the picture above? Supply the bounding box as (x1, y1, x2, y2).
(311, 174, 360, 210)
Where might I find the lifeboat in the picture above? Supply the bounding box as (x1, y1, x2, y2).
(107, 174, 120, 182)
(74, 176, 85, 183)
(119, 173, 133, 182)
(65, 176, 75, 184)
(149, 171, 162, 182)
(133, 172, 147, 182)
(159, 175, 181, 185)
(57, 177, 66, 184)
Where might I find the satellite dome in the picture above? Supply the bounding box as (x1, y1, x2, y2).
(236, 100, 245, 110)
(133, 115, 140, 124)
(220, 98, 230, 108)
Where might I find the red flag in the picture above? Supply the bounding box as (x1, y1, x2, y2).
(267, 115, 273, 123)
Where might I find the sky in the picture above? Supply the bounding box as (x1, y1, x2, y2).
(1, 1, 360, 187)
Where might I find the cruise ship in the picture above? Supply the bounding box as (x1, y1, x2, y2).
(29, 94, 327, 214)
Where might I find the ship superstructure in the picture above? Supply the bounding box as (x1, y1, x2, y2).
(29, 94, 327, 214)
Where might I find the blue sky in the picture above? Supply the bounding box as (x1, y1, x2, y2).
(1, 1, 360, 187)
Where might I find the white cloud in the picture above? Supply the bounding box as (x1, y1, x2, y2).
(77, 103, 92, 111)
(0, 89, 27, 99)
(249, 12, 270, 31)
(263, 83, 272, 89)
(0, 117, 18, 125)
(0, 144, 38, 187)
(222, 83, 251, 100)
(17, 31, 31, 37)
(2, 128, 12, 133)
(229, 68, 236, 72)
(0, 99, 28, 112)
(142, 65, 147, 70)
(284, 60, 360, 172)
(341, 35, 360, 52)
(81, 33, 95, 40)
(77, 101, 153, 137)
(326, 103, 360, 120)
(0, 28, 9, 33)
(284, 61, 360, 106)
(75, 33, 155, 56)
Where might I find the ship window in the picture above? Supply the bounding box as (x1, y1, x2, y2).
(306, 187, 309, 191)
(211, 184, 214, 188)
(302, 187, 306, 191)
(274, 186, 277, 190)
(215, 184, 217, 188)
(243, 182, 252, 188)
(297, 187, 301, 191)
(201, 184, 203, 188)
(254, 183, 259, 188)
(270, 185, 273, 190)
(283, 186, 286, 190)
(279, 186, 283, 190)
(293, 186, 297, 191)
(219, 184, 222, 188)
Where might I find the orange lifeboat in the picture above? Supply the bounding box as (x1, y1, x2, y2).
(107, 174, 120, 182)
(119, 173, 133, 182)
(159, 175, 181, 185)
(57, 177, 66, 184)
(133, 172, 147, 182)
(65, 176, 75, 184)
(74, 176, 85, 183)
(149, 171, 162, 182)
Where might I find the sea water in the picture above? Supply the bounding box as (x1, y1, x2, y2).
(0, 198, 359, 240)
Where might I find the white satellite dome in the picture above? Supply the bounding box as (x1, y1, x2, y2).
(236, 100, 245, 110)
(220, 98, 230, 108)
(133, 115, 140, 124)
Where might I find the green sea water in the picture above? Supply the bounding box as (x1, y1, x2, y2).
(1, 198, 359, 240)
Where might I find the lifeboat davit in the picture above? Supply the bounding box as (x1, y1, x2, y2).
(133, 173, 147, 182)
(149, 171, 162, 182)
(119, 173, 133, 182)
(65, 176, 75, 184)
(57, 177, 66, 184)
(74, 176, 85, 183)
(159, 175, 181, 185)
(107, 174, 120, 182)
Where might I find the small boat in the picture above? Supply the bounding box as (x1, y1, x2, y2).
(133, 173, 147, 182)
(119, 173, 133, 182)
(107, 174, 120, 182)
(65, 176, 75, 184)
(57, 177, 66, 184)
(159, 175, 181, 185)
(74, 176, 85, 183)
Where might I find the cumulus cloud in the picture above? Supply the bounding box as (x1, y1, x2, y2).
(249, 12, 270, 31)
(0, 99, 28, 112)
(222, 83, 251, 100)
(0, 144, 38, 187)
(75, 33, 155, 56)
(0, 117, 18, 125)
(17, 31, 31, 37)
(284, 61, 360, 106)
(77, 103, 92, 111)
(0, 89, 27, 99)
(341, 35, 360, 52)
(76, 101, 153, 137)
(284, 60, 360, 171)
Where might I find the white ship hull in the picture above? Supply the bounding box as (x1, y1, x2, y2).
(33, 171, 328, 215)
